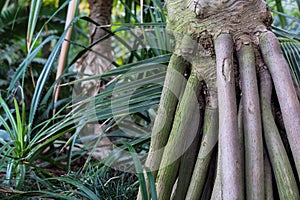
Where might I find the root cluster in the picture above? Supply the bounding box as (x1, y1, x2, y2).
(138, 0, 300, 199)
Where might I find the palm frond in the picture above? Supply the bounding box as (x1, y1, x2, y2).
(279, 38, 300, 85)
(0, 4, 28, 41)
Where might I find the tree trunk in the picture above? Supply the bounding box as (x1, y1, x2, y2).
(138, 0, 300, 199)
(74, 0, 114, 159)
(75, 0, 114, 97)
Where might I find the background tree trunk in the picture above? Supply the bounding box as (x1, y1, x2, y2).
(74, 0, 114, 159)
(75, 0, 114, 97)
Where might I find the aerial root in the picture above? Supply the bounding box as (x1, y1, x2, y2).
(264, 152, 274, 200)
(260, 31, 300, 178)
(237, 43, 264, 199)
(185, 94, 218, 200)
(137, 54, 188, 200)
(156, 71, 203, 200)
(259, 69, 300, 199)
(215, 33, 243, 199)
(137, 31, 300, 200)
(172, 122, 201, 200)
(144, 54, 188, 176)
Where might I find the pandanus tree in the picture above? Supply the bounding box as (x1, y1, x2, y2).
(139, 0, 300, 199)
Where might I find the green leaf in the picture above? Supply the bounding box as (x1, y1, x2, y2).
(7, 35, 59, 92)
(274, 0, 286, 28)
(146, 168, 158, 200)
(273, 26, 300, 41)
(13, 98, 23, 153)
(28, 16, 83, 131)
(0, 95, 18, 141)
(279, 38, 300, 85)
(27, 0, 43, 50)
(124, 143, 149, 200)
(45, 177, 100, 200)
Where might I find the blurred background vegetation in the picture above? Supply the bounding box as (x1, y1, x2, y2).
(0, 0, 299, 199)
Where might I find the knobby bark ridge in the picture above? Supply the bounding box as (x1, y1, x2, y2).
(138, 0, 300, 199)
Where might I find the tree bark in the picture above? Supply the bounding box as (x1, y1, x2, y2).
(74, 0, 114, 159)
(75, 0, 114, 97)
